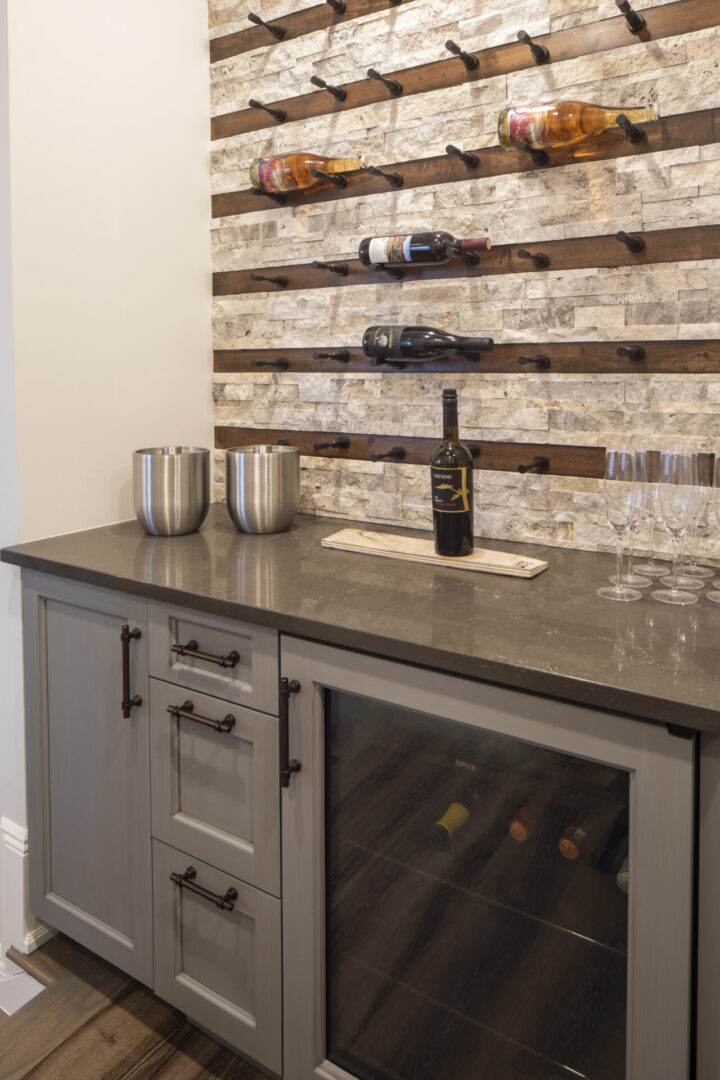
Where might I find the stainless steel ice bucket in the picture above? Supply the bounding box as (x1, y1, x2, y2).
(226, 444, 300, 533)
(133, 446, 210, 536)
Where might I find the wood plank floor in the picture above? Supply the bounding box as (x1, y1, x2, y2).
(1, 936, 271, 1080)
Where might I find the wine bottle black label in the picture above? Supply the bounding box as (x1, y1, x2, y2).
(367, 236, 410, 264)
(366, 325, 405, 360)
(431, 466, 472, 513)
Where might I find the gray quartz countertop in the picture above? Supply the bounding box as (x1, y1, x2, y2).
(3, 505, 719, 733)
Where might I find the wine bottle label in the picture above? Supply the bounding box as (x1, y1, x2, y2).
(365, 325, 406, 360)
(431, 466, 472, 513)
(367, 236, 411, 264)
(251, 155, 294, 193)
(500, 106, 550, 150)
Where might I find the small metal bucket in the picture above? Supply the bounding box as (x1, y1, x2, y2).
(226, 445, 300, 533)
(133, 446, 210, 536)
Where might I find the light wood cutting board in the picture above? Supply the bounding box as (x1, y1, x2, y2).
(321, 528, 548, 578)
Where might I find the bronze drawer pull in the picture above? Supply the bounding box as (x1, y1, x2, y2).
(279, 676, 302, 787)
(120, 625, 142, 718)
(171, 639, 240, 669)
(170, 866, 238, 911)
(167, 700, 236, 734)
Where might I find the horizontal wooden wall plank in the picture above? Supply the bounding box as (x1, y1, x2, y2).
(215, 426, 607, 478)
(212, 108, 720, 218)
(211, 0, 719, 140)
(213, 224, 720, 297)
(214, 340, 720, 374)
(211, 0, 423, 63)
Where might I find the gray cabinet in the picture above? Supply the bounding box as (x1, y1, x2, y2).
(22, 571, 153, 984)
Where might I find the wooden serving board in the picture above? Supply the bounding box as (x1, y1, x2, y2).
(321, 528, 548, 578)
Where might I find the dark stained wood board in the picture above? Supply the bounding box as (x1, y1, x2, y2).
(214, 340, 720, 374)
(213, 224, 720, 296)
(211, 0, 720, 139)
(213, 107, 720, 217)
(215, 426, 607, 478)
(211, 0, 423, 62)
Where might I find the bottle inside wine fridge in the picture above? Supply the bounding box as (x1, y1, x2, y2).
(250, 151, 365, 193)
(358, 231, 491, 267)
(498, 99, 657, 151)
(430, 389, 473, 557)
(362, 325, 493, 363)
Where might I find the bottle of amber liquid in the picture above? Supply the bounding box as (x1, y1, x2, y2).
(430, 389, 474, 557)
(498, 100, 657, 151)
(250, 152, 365, 194)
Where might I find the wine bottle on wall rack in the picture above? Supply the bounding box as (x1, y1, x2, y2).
(358, 231, 491, 267)
(498, 100, 657, 151)
(250, 151, 365, 193)
(430, 389, 474, 558)
(362, 325, 494, 362)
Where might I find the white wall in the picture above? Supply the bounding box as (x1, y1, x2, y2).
(8, 0, 214, 540)
(0, 0, 212, 960)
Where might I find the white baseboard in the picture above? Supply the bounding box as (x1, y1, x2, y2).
(0, 816, 54, 975)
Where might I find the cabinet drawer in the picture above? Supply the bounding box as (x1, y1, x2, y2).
(148, 601, 277, 713)
(150, 679, 280, 896)
(153, 840, 281, 1074)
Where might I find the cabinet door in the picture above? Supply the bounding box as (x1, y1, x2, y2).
(280, 636, 694, 1080)
(150, 678, 280, 895)
(153, 840, 282, 1075)
(22, 571, 152, 985)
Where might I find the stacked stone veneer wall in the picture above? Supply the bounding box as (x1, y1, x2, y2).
(210, 0, 720, 554)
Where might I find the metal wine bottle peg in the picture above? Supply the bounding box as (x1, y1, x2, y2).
(367, 165, 403, 188)
(388, 0, 402, 5)
(616, 0, 646, 32)
(515, 139, 549, 167)
(367, 68, 403, 96)
(445, 40, 479, 70)
(311, 260, 349, 276)
(277, 439, 290, 445)
(370, 446, 406, 462)
(251, 357, 288, 369)
(310, 168, 347, 188)
(248, 99, 286, 123)
(517, 30, 549, 64)
(446, 144, 479, 168)
(616, 230, 645, 252)
(313, 349, 350, 362)
(616, 113, 646, 143)
(518, 455, 549, 474)
(517, 248, 549, 269)
(313, 436, 350, 451)
(372, 264, 404, 280)
(249, 272, 288, 288)
(310, 75, 347, 101)
(247, 12, 286, 39)
(325, 0, 346, 12)
(518, 354, 550, 370)
(251, 188, 287, 206)
(617, 345, 646, 361)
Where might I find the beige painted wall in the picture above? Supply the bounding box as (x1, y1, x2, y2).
(8, 0, 214, 541)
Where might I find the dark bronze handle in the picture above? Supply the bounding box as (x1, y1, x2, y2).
(121, 625, 142, 718)
(171, 639, 240, 669)
(279, 676, 302, 788)
(170, 866, 238, 911)
(167, 700, 236, 734)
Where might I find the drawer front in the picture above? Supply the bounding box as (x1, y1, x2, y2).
(148, 601, 278, 713)
(150, 679, 280, 896)
(153, 840, 282, 1075)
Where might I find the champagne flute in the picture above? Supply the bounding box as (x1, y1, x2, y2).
(706, 455, 720, 605)
(597, 448, 642, 603)
(686, 450, 715, 579)
(660, 452, 709, 590)
(651, 448, 698, 606)
(610, 447, 651, 587)
(635, 448, 669, 577)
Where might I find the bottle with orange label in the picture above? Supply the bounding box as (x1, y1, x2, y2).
(250, 151, 365, 194)
(498, 99, 657, 152)
(559, 814, 596, 860)
(508, 805, 537, 844)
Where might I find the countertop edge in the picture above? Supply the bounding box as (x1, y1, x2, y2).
(2, 544, 707, 735)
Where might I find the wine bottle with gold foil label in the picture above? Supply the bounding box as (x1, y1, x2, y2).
(428, 801, 470, 849)
(250, 151, 365, 193)
(498, 99, 657, 152)
(430, 389, 473, 557)
(362, 325, 493, 363)
(359, 232, 491, 267)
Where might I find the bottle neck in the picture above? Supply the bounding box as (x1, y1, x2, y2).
(443, 398, 459, 441)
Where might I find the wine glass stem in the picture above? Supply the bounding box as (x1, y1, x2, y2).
(628, 531, 636, 577)
(647, 516, 655, 561)
(616, 534, 624, 591)
(671, 536, 681, 592)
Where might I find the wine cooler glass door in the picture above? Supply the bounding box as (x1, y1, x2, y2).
(281, 639, 693, 1080)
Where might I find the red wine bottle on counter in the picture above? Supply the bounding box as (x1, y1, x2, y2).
(430, 389, 474, 557)
(362, 326, 494, 363)
(359, 232, 491, 267)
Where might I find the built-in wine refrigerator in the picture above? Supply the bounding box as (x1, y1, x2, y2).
(281, 638, 694, 1080)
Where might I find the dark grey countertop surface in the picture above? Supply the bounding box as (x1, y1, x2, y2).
(3, 505, 719, 733)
